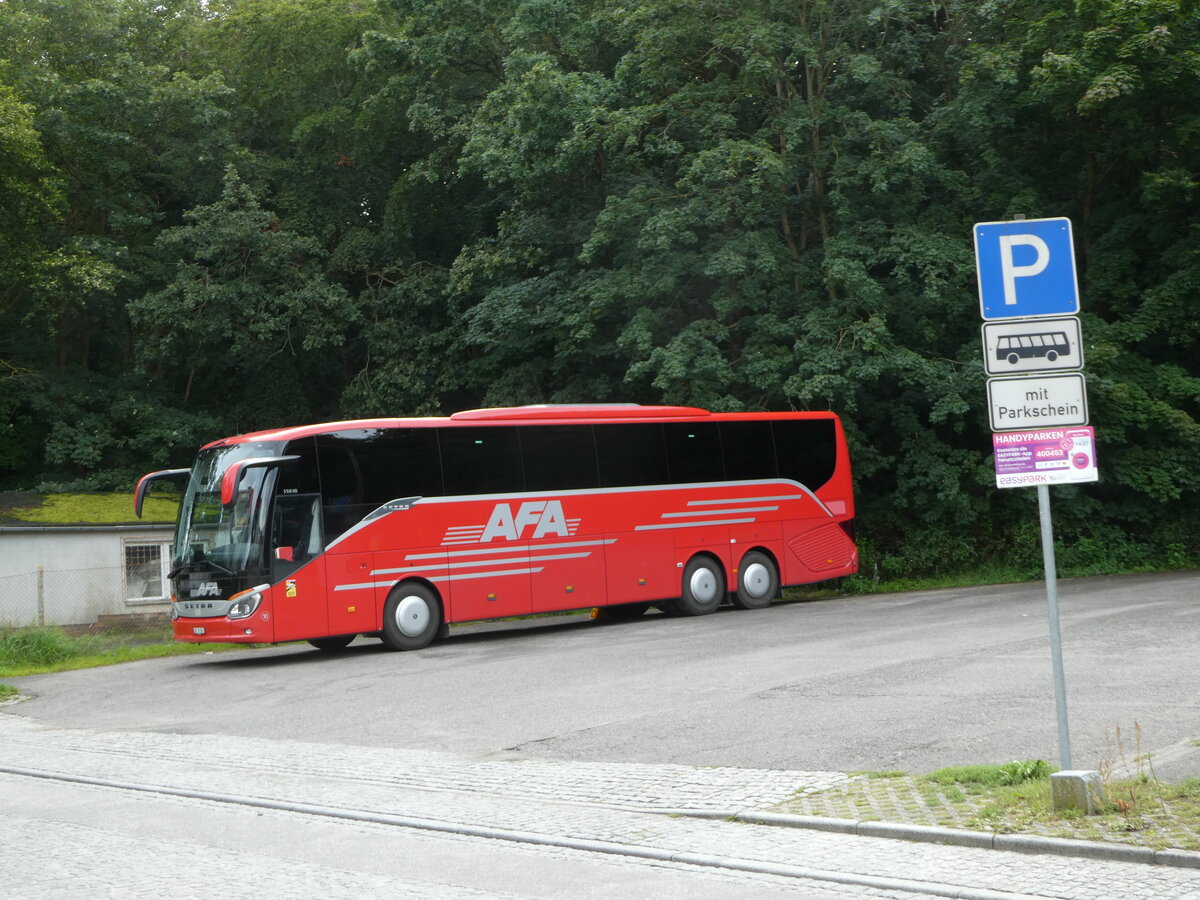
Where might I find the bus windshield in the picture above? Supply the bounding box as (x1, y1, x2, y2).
(172, 441, 284, 576)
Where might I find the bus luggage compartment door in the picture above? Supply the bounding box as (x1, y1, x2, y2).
(326, 552, 379, 637)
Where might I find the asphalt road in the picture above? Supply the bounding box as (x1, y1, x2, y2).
(7, 570, 1199, 776)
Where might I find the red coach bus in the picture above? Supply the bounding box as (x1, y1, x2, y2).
(135, 405, 857, 651)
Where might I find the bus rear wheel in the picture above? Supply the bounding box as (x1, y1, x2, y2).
(381, 582, 442, 651)
(675, 555, 725, 616)
(731, 551, 778, 610)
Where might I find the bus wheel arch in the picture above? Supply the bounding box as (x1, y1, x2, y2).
(676, 553, 726, 616)
(381, 580, 443, 651)
(731, 549, 780, 610)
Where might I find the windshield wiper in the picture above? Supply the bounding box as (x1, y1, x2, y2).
(168, 557, 235, 579)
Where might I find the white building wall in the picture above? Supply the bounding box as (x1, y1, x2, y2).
(0, 526, 174, 627)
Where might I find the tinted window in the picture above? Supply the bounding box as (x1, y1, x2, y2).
(313, 429, 444, 539)
(279, 437, 321, 495)
(772, 419, 837, 490)
(663, 422, 724, 484)
(595, 423, 668, 488)
(352, 428, 444, 502)
(719, 421, 778, 480)
(519, 425, 599, 491)
(440, 426, 524, 495)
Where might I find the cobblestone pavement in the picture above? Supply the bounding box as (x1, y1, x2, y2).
(1, 712, 1198, 899)
(775, 769, 1200, 852)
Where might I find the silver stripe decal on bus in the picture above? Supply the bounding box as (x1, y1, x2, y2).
(660, 506, 778, 518)
(334, 581, 392, 592)
(334, 566, 547, 593)
(634, 517, 756, 531)
(404, 538, 616, 561)
(686, 494, 807, 506)
(372, 551, 593, 577)
(431, 567, 545, 583)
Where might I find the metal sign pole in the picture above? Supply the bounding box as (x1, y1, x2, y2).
(1037, 483, 1073, 770)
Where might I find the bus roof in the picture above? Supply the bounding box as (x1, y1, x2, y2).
(202, 405, 836, 449)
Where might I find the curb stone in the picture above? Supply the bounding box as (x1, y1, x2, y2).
(722, 810, 1200, 869)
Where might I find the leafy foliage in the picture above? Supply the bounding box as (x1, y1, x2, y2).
(1, 0, 1198, 577)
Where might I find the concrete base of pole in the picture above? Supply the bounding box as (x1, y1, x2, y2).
(1050, 770, 1105, 814)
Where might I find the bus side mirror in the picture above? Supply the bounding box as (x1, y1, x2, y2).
(134, 469, 191, 518)
(219, 456, 301, 507)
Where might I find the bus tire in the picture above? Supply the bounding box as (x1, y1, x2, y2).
(731, 551, 778, 610)
(381, 582, 442, 651)
(676, 555, 725, 616)
(307, 634, 355, 651)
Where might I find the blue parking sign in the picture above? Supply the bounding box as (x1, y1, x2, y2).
(975, 217, 1080, 320)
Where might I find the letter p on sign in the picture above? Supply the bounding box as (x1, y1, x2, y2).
(975, 217, 1079, 320)
(998, 234, 1049, 306)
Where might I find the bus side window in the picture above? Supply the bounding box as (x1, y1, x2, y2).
(663, 422, 724, 484)
(772, 419, 837, 491)
(520, 426, 599, 491)
(272, 493, 322, 573)
(279, 437, 321, 494)
(440, 426, 524, 495)
(352, 428, 444, 502)
(316, 436, 366, 540)
(720, 420, 778, 480)
(595, 423, 668, 488)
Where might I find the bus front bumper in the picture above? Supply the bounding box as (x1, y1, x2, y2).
(172, 615, 273, 643)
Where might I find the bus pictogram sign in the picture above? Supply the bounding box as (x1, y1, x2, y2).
(981, 316, 1083, 376)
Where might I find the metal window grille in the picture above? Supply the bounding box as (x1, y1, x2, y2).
(123, 541, 170, 604)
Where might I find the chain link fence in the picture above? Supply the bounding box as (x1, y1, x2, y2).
(1, 552, 170, 630)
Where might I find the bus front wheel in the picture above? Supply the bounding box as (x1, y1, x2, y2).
(381, 582, 442, 651)
(731, 551, 778, 610)
(675, 555, 725, 616)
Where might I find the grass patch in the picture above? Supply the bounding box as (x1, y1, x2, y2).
(924, 760, 1053, 788)
(3, 492, 178, 525)
(0, 683, 17, 701)
(780, 762, 1200, 851)
(0, 625, 229, 677)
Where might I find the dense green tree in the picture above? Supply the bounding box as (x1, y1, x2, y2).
(0, 0, 1196, 576)
(131, 166, 357, 425)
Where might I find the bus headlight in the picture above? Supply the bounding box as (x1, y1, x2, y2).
(227, 584, 269, 620)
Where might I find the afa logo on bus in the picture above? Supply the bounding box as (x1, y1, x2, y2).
(482, 500, 572, 542)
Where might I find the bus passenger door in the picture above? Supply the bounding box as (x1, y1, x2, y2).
(269, 493, 329, 641)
